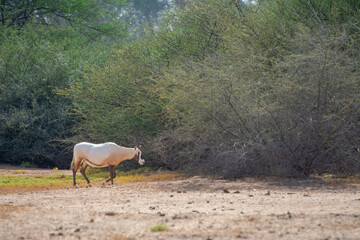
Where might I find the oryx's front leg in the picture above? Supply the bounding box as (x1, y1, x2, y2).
(105, 165, 116, 185)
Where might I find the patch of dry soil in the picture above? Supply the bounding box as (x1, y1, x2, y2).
(0, 169, 359, 240)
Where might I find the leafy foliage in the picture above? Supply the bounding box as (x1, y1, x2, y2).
(0, 24, 113, 168)
(1, 0, 359, 177)
(150, 0, 360, 177)
(0, 0, 129, 39)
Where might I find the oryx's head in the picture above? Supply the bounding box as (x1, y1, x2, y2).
(134, 146, 145, 165)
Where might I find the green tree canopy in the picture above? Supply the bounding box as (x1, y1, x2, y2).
(0, 0, 129, 38)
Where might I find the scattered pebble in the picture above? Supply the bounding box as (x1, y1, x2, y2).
(105, 211, 116, 216)
(157, 212, 165, 217)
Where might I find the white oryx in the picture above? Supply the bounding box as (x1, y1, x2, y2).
(70, 142, 145, 187)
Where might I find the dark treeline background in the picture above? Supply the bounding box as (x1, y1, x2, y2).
(1, 0, 359, 178)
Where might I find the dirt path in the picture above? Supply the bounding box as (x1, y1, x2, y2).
(0, 169, 360, 240)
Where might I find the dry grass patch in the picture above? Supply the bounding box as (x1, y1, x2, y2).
(11, 170, 26, 174)
(113, 235, 129, 240)
(322, 174, 360, 184)
(114, 172, 180, 184)
(0, 169, 181, 194)
(0, 204, 33, 219)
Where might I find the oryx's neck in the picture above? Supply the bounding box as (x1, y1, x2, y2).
(120, 147, 136, 160)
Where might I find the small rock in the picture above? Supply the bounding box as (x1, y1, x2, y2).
(149, 206, 156, 210)
(90, 218, 94, 222)
(241, 211, 245, 214)
(265, 191, 271, 196)
(170, 195, 174, 197)
(233, 191, 240, 194)
(287, 211, 292, 219)
(74, 228, 80, 233)
(248, 194, 254, 197)
(105, 211, 116, 216)
(177, 190, 182, 193)
(157, 212, 165, 217)
(223, 189, 230, 193)
(303, 193, 310, 197)
(188, 202, 193, 204)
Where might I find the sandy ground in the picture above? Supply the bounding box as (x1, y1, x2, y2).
(0, 168, 360, 240)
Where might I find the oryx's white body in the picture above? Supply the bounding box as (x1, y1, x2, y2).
(70, 142, 145, 187)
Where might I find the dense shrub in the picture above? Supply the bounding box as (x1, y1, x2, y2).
(0, 25, 113, 168)
(2, 0, 359, 177)
(150, 0, 360, 177)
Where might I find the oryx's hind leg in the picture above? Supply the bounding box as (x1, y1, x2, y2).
(105, 165, 115, 185)
(72, 158, 82, 188)
(80, 161, 91, 187)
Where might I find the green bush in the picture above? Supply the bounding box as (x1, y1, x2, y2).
(151, 0, 360, 177)
(0, 24, 114, 168)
